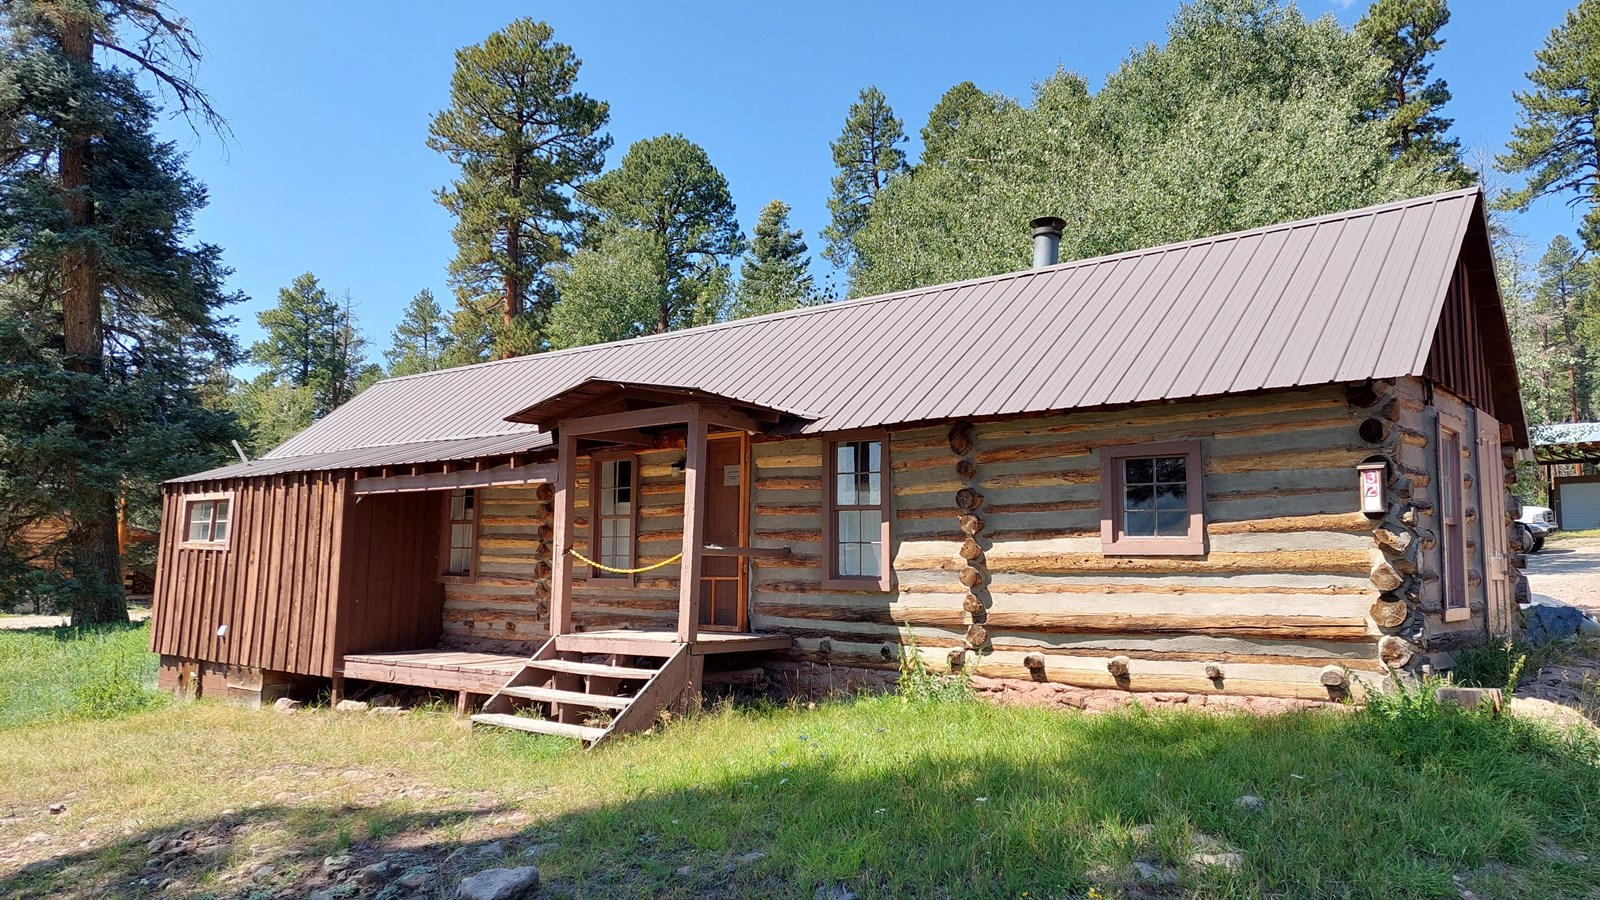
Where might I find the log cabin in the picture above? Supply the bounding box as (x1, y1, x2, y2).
(150, 186, 1528, 744)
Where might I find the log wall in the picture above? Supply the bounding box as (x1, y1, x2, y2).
(749, 386, 1392, 701)
(439, 484, 553, 645)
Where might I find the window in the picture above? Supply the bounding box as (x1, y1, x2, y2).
(824, 436, 892, 590)
(1439, 423, 1469, 622)
(444, 488, 477, 578)
(592, 455, 635, 577)
(181, 495, 232, 547)
(1100, 440, 1205, 556)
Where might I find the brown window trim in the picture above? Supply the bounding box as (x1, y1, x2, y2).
(1099, 439, 1206, 557)
(1438, 412, 1471, 623)
(589, 450, 639, 582)
(438, 488, 480, 584)
(822, 431, 894, 591)
(177, 491, 235, 551)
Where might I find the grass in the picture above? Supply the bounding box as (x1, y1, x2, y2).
(1549, 528, 1600, 542)
(1, 628, 1599, 899)
(0, 622, 167, 731)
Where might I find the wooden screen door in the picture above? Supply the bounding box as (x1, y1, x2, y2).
(698, 432, 749, 630)
(1476, 411, 1514, 636)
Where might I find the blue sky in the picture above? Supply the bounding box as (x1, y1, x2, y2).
(149, 1, 1580, 363)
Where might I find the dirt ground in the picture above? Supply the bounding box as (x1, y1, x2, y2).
(1525, 535, 1600, 615)
(0, 608, 149, 631)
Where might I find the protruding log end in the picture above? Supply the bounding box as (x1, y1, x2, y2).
(1023, 652, 1046, 671)
(962, 593, 986, 614)
(1107, 655, 1131, 679)
(947, 647, 967, 671)
(955, 458, 978, 480)
(1370, 560, 1404, 592)
(1369, 597, 1409, 630)
(1378, 635, 1416, 669)
(1374, 527, 1413, 556)
(1319, 665, 1349, 688)
(955, 487, 985, 511)
(947, 421, 975, 456)
(958, 538, 984, 561)
(958, 566, 985, 588)
(1204, 663, 1224, 681)
(535, 483, 555, 503)
(1358, 417, 1389, 444)
(965, 624, 989, 649)
(958, 514, 984, 536)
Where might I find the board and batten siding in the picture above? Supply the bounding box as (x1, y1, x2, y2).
(749, 386, 1389, 701)
(150, 472, 349, 678)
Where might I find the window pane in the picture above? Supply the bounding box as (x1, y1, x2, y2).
(1125, 510, 1156, 537)
(865, 472, 881, 505)
(835, 473, 854, 505)
(840, 542, 862, 577)
(616, 519, 631, 542)
(617, 460, 632, 486)
(212, 500, 231, 524)
(462, 489, 475, 512)
(1155, 456, 1186, 482)
(1124, 457, 1154, 484)
(212, 520, 230, 543)
(837, 443, 857, 476)
(1156, 510, 1188, 536)
(600, 461, 616, 489)
(1155, 483, 1187, 510)
(613, 487, 631, 515)
(449, 548, 471, 574)
(451, 523, 474, 551)
(839, 509, 858, 542)
(865, 440, 882, 473)
(860, 541, 881, 576)
(186, 519, 209, 542)
(1125, 484, 1154, 511)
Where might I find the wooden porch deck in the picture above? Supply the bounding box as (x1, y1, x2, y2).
(340, 630, 790, 695)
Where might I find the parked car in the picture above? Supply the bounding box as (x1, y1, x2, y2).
(1517, 504, 1558, 553)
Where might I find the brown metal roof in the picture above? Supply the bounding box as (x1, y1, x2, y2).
(169, 432, 552, 484)
(186, 186, 1501, 482)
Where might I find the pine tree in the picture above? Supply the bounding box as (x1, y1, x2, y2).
(1356, 0, 1471, 184)
(428, 18, 610, 355)
(731, 200, 817, 318)
(1529, 236, 1594, 422)
(0, 0, 241, 622)
(385, 289, 454, 376)
(250, 274, 375, 420)
(574, 134, 743, 336)
(1498, 0, 1600, 249)
(822, 87, 907, 275)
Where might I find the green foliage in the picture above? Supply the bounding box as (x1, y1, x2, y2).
(920, 81, 1012, 167)
(730, 200, 817, 319)
(1498, 0, 1600, 249)
(1355, 0, 1471, 183)
(895, 632, 973, 703)
(384, 288, 454, 377)
(0, 2, 244, 618)
(1450, 638, 1539, 695)
(429, 18, 610, 343)
(821, 86, 907, 277)
(0, 623, 167, 730)
(554, 134, 741, 345)
(851, 0, 1446, 297)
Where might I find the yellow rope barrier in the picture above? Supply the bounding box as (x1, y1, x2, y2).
(567, 547, 684, 574)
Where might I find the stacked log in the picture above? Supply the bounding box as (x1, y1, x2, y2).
(1351, 381, 1422, 674)
(949, 421, 991, 661)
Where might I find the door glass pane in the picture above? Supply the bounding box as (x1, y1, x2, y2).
(448, 547, 471, 574)
(449, 490, 467, 521)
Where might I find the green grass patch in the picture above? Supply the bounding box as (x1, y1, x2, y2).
(0, 621, 168, 730)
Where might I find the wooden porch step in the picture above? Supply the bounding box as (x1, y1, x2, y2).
(555, 634, 679, 657)
(469, 713, 606, 743)
(498, 685, 631, 710)
(528, 658, 659, 679)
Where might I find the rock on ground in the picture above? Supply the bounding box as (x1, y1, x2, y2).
(456, 866, 540, 900)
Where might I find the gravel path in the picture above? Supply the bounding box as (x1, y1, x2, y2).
(1524, 536, 1600, 615)
(0, 608, 149, 631)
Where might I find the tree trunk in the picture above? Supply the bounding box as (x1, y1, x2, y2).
(59, 14, 127, 626)
(500, 155, 523, 357)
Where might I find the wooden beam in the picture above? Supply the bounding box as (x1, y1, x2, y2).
(561, 403, 702, 436)
(700, 404, 770, 434)
(351, 461, 555, 495)
(551, 429, 578, 637)
(576, 428, 657, 446)
(677, 415, 709, 643)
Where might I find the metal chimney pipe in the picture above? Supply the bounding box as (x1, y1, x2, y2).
(1030, 216, 1066, 268)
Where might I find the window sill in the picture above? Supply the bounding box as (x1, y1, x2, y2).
(438, 574, 476, 585)
(822, 576, 893, 592)
(1442, 606, 1472, 623)
(178, 541, 230, 551)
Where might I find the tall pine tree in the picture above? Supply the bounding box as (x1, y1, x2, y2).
(0, 0, 241, 622)
(1356, 0, 1471, 184)
(385, 289, 454, 376)
(1498, 0, 1600, 250)
(822, 87, 907, 276)
(1529, 235, 1594, 423)
(731, 200, 817, 319)
(428, 18, 610, 357)
(249, 274, 377, 422)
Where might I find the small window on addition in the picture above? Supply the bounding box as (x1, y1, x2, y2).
(593, 456, 635, 577)
(445, 488, 477, 578)
(825, 436, 892, 590)
(1100, 440, 1205, 556)
(181, 495, 232, 548)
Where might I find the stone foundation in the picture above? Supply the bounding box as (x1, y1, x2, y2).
(763, 660, 1348, 715)
(157, 655, 311, 707)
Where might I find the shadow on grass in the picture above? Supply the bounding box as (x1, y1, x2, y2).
(4, 701, 1599, 899)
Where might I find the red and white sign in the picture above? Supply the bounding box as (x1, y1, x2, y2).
(1358, 463, 1386, 515)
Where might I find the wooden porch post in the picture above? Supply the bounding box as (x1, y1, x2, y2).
(677, 414, 709, 643)
(550, 428, 578, 637)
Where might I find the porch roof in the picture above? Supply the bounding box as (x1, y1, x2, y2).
(503, 378, 815, 430)
(167, 431, 552, 484)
